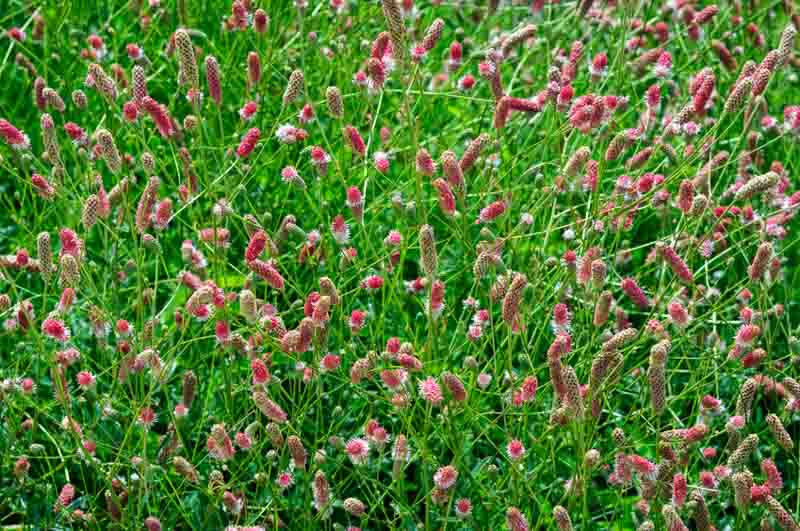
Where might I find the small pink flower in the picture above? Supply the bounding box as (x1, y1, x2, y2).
(239, 101, 258, 121)
(138, 407, 157, 429)
(349, 310, 367, 334)
(433, 465, 458, 490)
(42, 318, 70, 343)
(361, 274, 384, 291)
(320, 353, 341, 372)
(373, 151, 390, 173)
(276, 470, 294, 490)
(76, 371, 95, 390)
(419, 377, 444, 405)
(345, 437, 370, 465)
(455, 498, 472, 518)
(506, 439, 526, 461)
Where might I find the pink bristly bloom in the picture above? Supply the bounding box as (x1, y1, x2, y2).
(569, 94, 607, 133)
(628, 455, 656, 480)
(76, 371, 96, 390)
(276, 470, 294, 490)
(455, 498, 472, 518)
(239, 101, 257, 121)
(432, 179, 456, 216)
(373, 151, 390, 173)
(141, 96, 175, 137)
(298, 103, 314, 123)
(589, 52, 608, 77)
(275, 124, 308, 144)
(419, 376, 444, 405)
(667, 300, 691, 328)
(476, 199, 507, 224)
(235, 432, 253, 450)
(458, 74, 476, 91)
(138, 406, 157, 429)
(7, 27, 26, 42)
(349, 309, 366, 334)
(331, 215, 350, 244)
(251, 358, 270, 385)
(126, 43, 143, 60)
(621, 277, 650, 309)
(31, 173, 56, 200)
(654, 51, 672, 77)
(506, 439, 526, 461)
(42, 317, 70, 343)
(345, 437, 370, 465)
(320, 353, 341, 372)
(64, 123, 88, 145)
(761, 459, 783, 491)
(346, 186, 364, 220)
(735, 324, 760, 346)
(433, 465, 458, 490)
(237, 128, 260, 158)
(344, 125, 366, 157)
(310, 146, 331, 174)
(361, 274, 384, 291)
(122, 100, 139, 122)
(672, 473, 687, 506)
(0, 119, 30, 150)
(551, 303, 570, 333)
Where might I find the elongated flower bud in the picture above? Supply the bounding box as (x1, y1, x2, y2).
(778, 24, 797, 68)
(502, 273, 528, 327)
(460, 133, 490, 172)
(326, 86, 342, 118)
(657, 243, 693, 283)
(181, 370, 197, 408)
(43, 87, 65, 112)
(287, 435, 306, 469)
(132, 65, 147, 103)
(253, 391, 288, 423)
(594, 291, 613, 326)
(727, 433, 758, 469)
(736, 377, 758, 419)
(562, 365, 584, 418)
(564, 146, 590, 176)
(621, 277, 650, 309)
(175, 29, 198, 89)
(81, 194, 99, 230)
(421, 18, 444, 52)
(382, 0, 405, 65)
(748, 242, 773, 281)
(419, 224, 437, 279)
(648, 362, 666, 414)
(319, 276, 339, 305)
(40, 113, 61, 167)
(501, 24, 536, 58)
(89, 63, 118, 100)
(603, 328, 637, 352)
(441, 150, 464, 193)
(765, 495, 798, 530)
(96, 129, 121, 174)
(248, 259, 284, 289)
(205, 55, 221, 104)
(59, 254, 79, 287)
(766, 414, 794, 451)
(735, 171, 778, 201)
(283, 69, 304, 105)
(134, 176, 160, 234)
(724, 77, 752, 114)
(37, 232, 53, 280)
(173, 456, 199, 482)
(553, 505, 573, 531)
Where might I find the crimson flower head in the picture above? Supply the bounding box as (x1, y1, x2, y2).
(237, 128, 260, 158)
